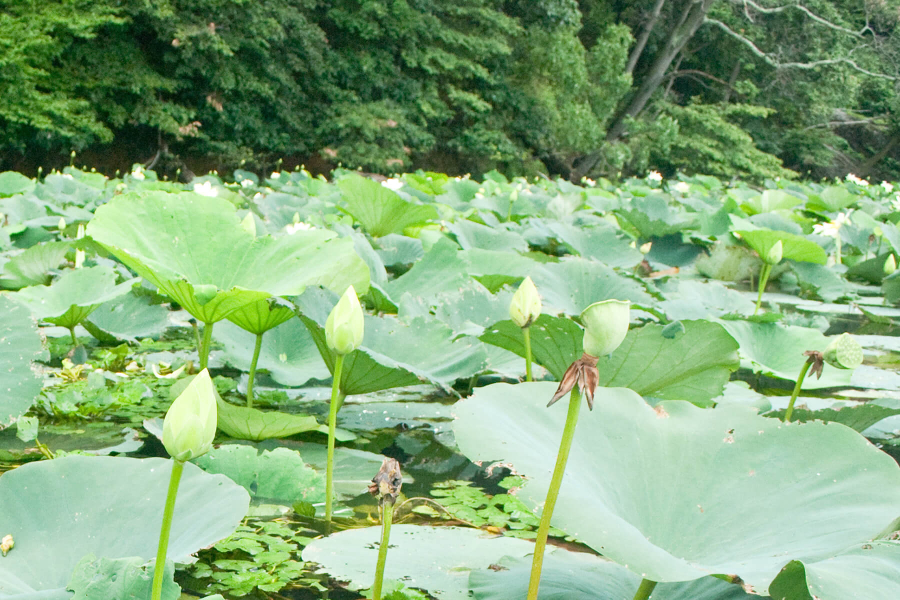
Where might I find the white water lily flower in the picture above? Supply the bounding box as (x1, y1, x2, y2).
(381, 178, 403, 191)
(193, 181, 218, 197)
(813, 211, 852, 238)
(284, 221, 315, 234)
(846, 173, 869, 186)
(673, 181, 691, 194)
(240, 178, 255, 188)
(882, 181, 894, 193)
(647, 171, 663, 183)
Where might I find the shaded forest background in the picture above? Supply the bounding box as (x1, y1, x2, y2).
(2, 0, 899, 182)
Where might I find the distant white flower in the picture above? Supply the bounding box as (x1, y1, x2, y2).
(647, 171, 663, 183)
(193, 181, 218, 197)
(846, 173, 869, 186)
(253, 192, 264, 201)
(61, 173, 74, 180)
(673, 181, 691, 194)
(891, 196, 900, 212)
(270, 172, 281, 179)
(882, 181, 894, 193)
(381, 178, 403, 191)
(581, 177, 596, 187)
(284, 221, 315, 234)
(240, 178, 255, 188)
(813, 211, 852, 238)
(131, 166, 146, 181)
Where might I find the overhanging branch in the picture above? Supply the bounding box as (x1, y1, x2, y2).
(736, 0, 867, 37)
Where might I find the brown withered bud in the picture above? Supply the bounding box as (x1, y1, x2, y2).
(548, 353, 600, 410)
(368, 457, 403, 505)
(803, 350, 825, 380)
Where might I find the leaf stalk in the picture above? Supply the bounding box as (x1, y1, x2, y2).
(325, 353, 345, 529)
(151, 459, 184, 600)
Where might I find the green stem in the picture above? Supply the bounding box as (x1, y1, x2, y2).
(151, 459, 185, 600)
(372, 499, 394, 600)
(199, 322, 213, 370)
(246, 333, 264, 408)
(69, 326, 78, 347)
(785, 359, 813, 423)
(835, 234, 842, 266)
(632, 578, 658, 600)
(523, 327, 533, 382)
(35, 438, 54, 460)
(754, 263, 773, 315)
(526, 387, 582, 600)
(325, 353, 345, 529)
(191, 321, 201, 356)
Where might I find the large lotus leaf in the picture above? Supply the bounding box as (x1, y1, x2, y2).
(216, 397, 320, 441)
(0, 456, 249, 597)
(543, 222, 644, 268)
(337, 175, 438, 237)
(767, 400, 900, 432)
(0, 296, 46, 426)
(400, 282, 512, 337)
(10, 265, 134, 327)
(216, 318, 329, 386)
(735, 229, 827, 265)
(66, 555, 180, 600)
(718, 321, 854, 389)
(225, 297, 296, 335)
(0, 172, 35, 197)
(615, 195, 697, 238)
(786, 262, 857, 303)
(447, 219, 528, 252)
(453, 382, 900, 594)
(530, 257, 656, 315)
(384, 237, 471, 304)
(805, 186, 856, 212)
(0, 241, 71, 289)
(375, 233, 424, 267)
(479, 315, 583, 380)
(741, 189, 804, 215)
(302, 526, 537, 599)
(658, 280, 756, 321)
(470, 551, 754, 600)
(769, 541, 900, 600)
(86, 192, 369, 323)
(193, 444, 324, 504)
(82, 291, 169, 342)
(301, 311, 487, 394)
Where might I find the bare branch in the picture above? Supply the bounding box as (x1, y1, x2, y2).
(804, 118, 885, 130)
(736, 0, 866, 37)
(626, 0, 667, 74)
(704, 18, 897, 80)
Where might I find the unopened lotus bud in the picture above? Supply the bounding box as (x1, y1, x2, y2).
(639, 242, 653, 254)
(509, 276, 541, 328)
(764, 240, 783, 265)
(1, 534, 12, 556)
(325, 285, 364, 355)
(58, 217, 66, 231)
(580, 299, 630, 358)
(162, 369, 217, 461)
(823, 333, 862, 370)
(884, 254, 896, 276)
(74, 224, 86, 268)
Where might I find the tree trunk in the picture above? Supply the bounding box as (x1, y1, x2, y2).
(722, 60, 741, 103)
(858, 132, 900, 178)
(625, 0, 668, 74)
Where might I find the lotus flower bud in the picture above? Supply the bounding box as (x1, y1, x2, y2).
(764, 240, 783, 265)
(325, 285, 364, 355)
(162, 369, 217, 461)
(1, 534, 12, 557)
(509, 276, 541, 328)
(823, 333, 862, 370)
(884, 254, 896, 276)
(580, 299, 630, 358)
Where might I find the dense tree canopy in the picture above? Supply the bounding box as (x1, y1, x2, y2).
(1, 0, 898, 181)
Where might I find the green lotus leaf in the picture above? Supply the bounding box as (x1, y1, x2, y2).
(805, 186, 856, 212)
(735, 229, 827, 265)
(447, 219, 528, 252)
(530, 257, 656, 316)
(10, 265, 134, 329)
(0, 296, 46, 426)
(400, 282, 513, 337)
(375, 233, 424, 267)
(82, 291, 169, 342)
(384, 237, 472, 304)
(470, 550, 754, 600)
(216, 317, 329, 387)
(337, 175, 438, 237)
(544, 222, 644, 268)
(658, 280, 756, 321)
(215, 397, 320, 441)
(718, 321, 854, 389)
(615, 195, 698, 238)
(769, 541, 900, 600)
(479, 315, 583, 380)
(741, 189, 804, 215)
(288, 442, 412, 501)
(0, 241, 71, 289)
(225, 297, 296, 335)
(194, 444, 324, 504)
(786, 262, 858, 302)
(302, 526, 538, 599)
(767, 401, 900, 432)
(0, 455, 249, 597)
(67, 554, 180, 600)
(0, 171, 36, 197)
(453, 382, 900, 594)
(86, 191, 369, 324)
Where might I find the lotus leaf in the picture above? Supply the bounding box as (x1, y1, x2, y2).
(544, 222, 644, 268)
(287, 442, 412, 500)
(530, 257, 656, 315)
(376, 233, 424, 267)
(0, 456, 249, 597)
(735, 229, 827, 265)
(741, 189, 804, 215)
(447, 219, 528, 252)
(67, 555, 179, 600)
(0, 241, 70, 289)
(0, 172, 35, 197)
(469, 550, 754, 600)
(83, 291, 169, 342)
(86, 192, 369, 324)
(10, 265, 134, 329)
(453, 382, 900, 594)
(302, 526, 538, 599)
(215, 397, 320, 441)
(337, 175, 438, 237)
(384, 237, 471, 304)
(615, 195, 697, 238)
(0, 296, 46, 426)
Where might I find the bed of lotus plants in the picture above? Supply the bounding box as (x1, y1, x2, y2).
(1, 164, 899, 600)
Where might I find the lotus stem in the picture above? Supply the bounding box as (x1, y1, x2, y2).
(246, 333, 263, 408)
(68, 326, 78, 347)
(754, 263, 772, 315)
(151, 459, 184, 600)
(325, 353, 345, 529)
(199, 322, 214, 370)
(523, 327, 533, 382)
(632, 578, 658, 600)
(835, 235, 842, 265)
(785, 359, 813, 423)
(526, 386, 582, 600)
(190, 320, 201, 356)
(372, 497, 394, 600)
